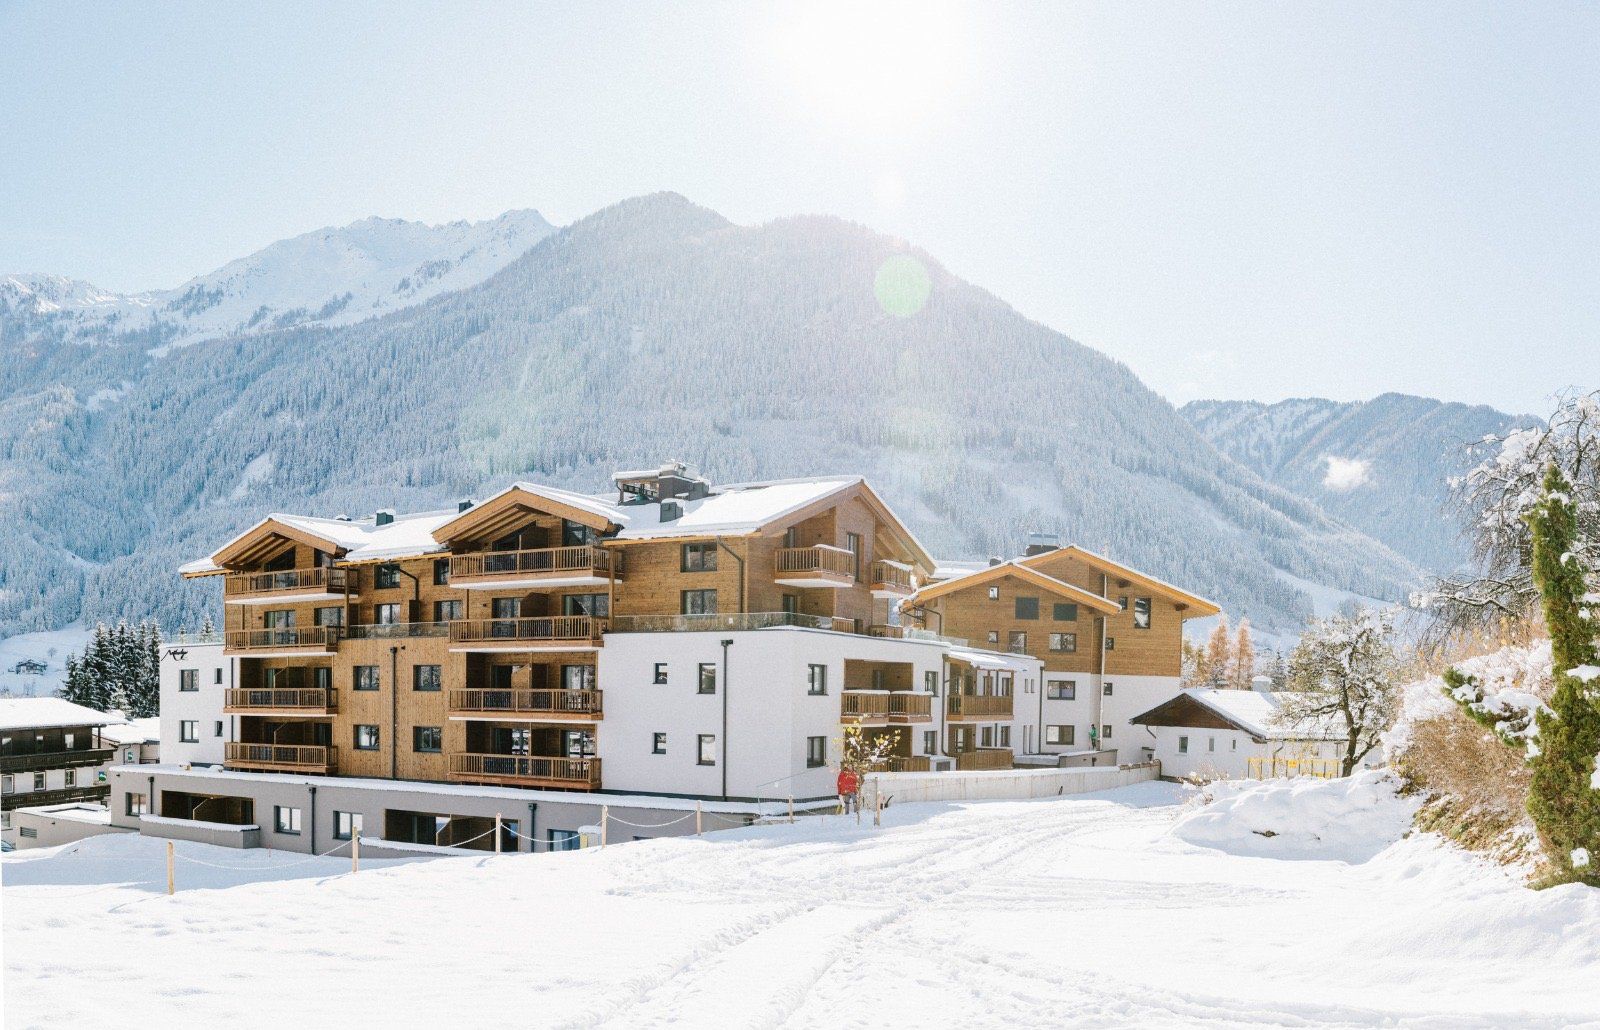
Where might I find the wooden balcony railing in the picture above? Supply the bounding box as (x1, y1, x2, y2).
(223, 688, 335, 714)
(447, 753, 601, 790)
(841, 692, 933, 722)
(224, 565, 349, 598)
(955, 748, 1014, 771)
(866, 624, 906, 639)
(448, 688, 603, 719)
(449, 545, 617, 582)
(774, 544, 856, 582)
(609, 612, 855, 634)
(224, 627, 343, 652)
(345, 621, 449, 640)
(224, 742, 337, 774)
(0, 748, 114, 774)
(448, 617, 605, 648)
(879, 755, 932, 773)
(946, 693, 1014, 720)
(869, 560, 914, 594)
(2, 784, 111, 811)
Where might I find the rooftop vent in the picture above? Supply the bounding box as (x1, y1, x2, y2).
(987, 556, 1004, 567)
(660, 500, 682, 523)
(374, 509, 395, 527)
(457, 498, 474, 513)
(1023, 532, 1061, 557)
(1251, 675, 1275, 695)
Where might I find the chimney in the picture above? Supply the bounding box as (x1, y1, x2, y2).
(987, 556, 1003, 567)
(660, 500, 682, 523)
(1023, 532, 1060, 557)
(457, 498, 474, 513)
(374, 509, 395, 527)
(1251, 675, 1274, 695)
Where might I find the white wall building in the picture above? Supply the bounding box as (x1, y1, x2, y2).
(1130, 686, 1356, 781)
(158, 639, 235, 766)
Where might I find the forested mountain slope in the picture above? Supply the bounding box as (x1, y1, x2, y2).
(1, 193, 1421, 637)
(1182, 395, 1537, 574)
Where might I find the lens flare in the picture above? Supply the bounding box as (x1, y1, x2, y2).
(874, 254, 931, 318)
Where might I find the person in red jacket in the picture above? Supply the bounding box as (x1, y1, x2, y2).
(837, 766, 861, 815)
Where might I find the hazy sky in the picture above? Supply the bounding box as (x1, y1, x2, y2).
(2, 1, 1595, 414)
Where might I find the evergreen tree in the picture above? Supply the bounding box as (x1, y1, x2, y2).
(1524, 463, 1600, 884)
(1231, 619, 1256, 689)
(59, 653, 89, 704)
(1204, 616, 1232, 687)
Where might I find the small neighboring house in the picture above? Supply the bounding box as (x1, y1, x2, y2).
(10, 659, 47, 676)
(1130, 685, 1356, 781)
(99, 717, 162, 766)
(0, 698, 119, 847)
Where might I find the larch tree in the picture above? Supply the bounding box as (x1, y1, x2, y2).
(1523, 464, 1600, 884)
(1231, 619, 1257, 690)
(1204, 615, 1233, 687)
(1279, 608, 1402, 775)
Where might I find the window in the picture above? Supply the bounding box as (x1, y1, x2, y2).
(987, 586, 1000, 600)
(697, 663, 717, 694)
(334, 811, 363, 841)
(1053, 603, 1078, 621)
(1133, 597, 1152, 629)
(433, 599, 462, 622)
(1208, 736, 1216, 753)
(32, 772, 43, 790)
(1048, 680, 1076, 700)
(999, 726, 1011, 747)
(1007, 631, 1027, 654)
(354, 725, 380, 750)
(987, 631, 999, 644)
(697, 734, 717, 766)
(923, 730, 937, 754)
(806, 736, 826, 768)
(214, 721, 224, 738)
(0, 774, 10, 794)
(1118, 595, 1129, 611)
(1178, 735, 1189, 754)
(870, 667, 887, 690)
(560, 664, 594, 691)
(1103, 683, 1114, 696)
(263, 609, 295, 628)
(562, 593, 609, 617)
(1014, 596, 1039, 620)
(681, 589, 718, 615)
(491, 597, 519, 619)
(562, 519, 595, 547)
(354, 666, 379, 691)
(179, 720, 198, 743)
(652, 732, 667, 755)
(375, 563, 401, 589)
(548, 829, 581, 852)
(925, 671, 938, 695)
(980, 726, 994, 747)
(1231, 739, 1238, 752)
(179, 669, 198, 692)
(274, 806, 302, 834)
(413, 726, 442, 753)
(373, 602, 400, 625)
(0, 813, 8, 830)
(653, 663, 668, 685)
(314, 606, 344, 627)
(126, 792, 147, 816)
(214, 668, 224, 684)
(413, 664, 442, 692)
(433, 557, 450, 585)
(1101, 724, 1113, 739)
(1105, 637, 1116, 651)
(781, 593, 799, 614)
(681, 542, 718, 572)
(807, 664, 828, 695)
(64, 769, 76, 787)
(1046, 725, 1075, 746)
(1049, 632, 1077, 653)
(845, 532, 862, 580)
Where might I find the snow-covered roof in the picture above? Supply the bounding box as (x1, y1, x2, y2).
(98, 717, 160, 745)
(0, 698, 118, 731)
(929, 560, 990, 582)
(609, 477, 861, 540)
(1138, 688, 1340, 740)
(271, 509, 457, 563)
(945, 648, 1040, 673)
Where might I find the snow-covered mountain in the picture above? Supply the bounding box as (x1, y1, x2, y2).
(1, 193, 1425, 640)
(2, 209, 553, 354)
(1182, 395, 1539, 574)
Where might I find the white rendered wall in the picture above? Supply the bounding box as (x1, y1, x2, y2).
(158, 641, 233, 766)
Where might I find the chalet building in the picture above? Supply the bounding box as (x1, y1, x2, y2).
(1129, 683, 1356, 781)
(905, 534, 1220, 762)
(1, 698, 119, 847)
(114, 464, 1043, 854)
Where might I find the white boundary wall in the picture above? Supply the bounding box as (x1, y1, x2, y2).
(863, 761, 1159, 803)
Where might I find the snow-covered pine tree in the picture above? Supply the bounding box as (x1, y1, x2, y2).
(1204, 616, 1232, 687)
(1231, 619, 1256, 690)
(59, 653, 89, 704)
(79, 623, 114, 711)
(1523, 463, 1600, 885)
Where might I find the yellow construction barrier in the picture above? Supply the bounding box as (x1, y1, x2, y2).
(1247, 756, 1342, 780)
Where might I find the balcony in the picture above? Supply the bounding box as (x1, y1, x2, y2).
(448, 688, 603, 721)
(345, 621, 449, 640)
(448, 616, 605, 652)
(609, 611, 855, 634)
(879, 755, 932, 773)
(449, 545, 619, 590)
(223, 566, 353, 605)
(224, 626, 343, 657)
(2, 784, 112, 811)
(224, 742, 337, 775)
(868, 560, 914, 598)
(0, 748, 114, 774)
(841, 691, 933, 723)
(955, 748, 1014, 772)
(774, 545, 856, 588)
(447, 753, 601, 790)
(223, 688, 336, 716)
(946, 694, 1014, 721)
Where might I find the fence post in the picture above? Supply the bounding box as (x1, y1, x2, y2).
(696, 800, 702, 836)
(166, 840, 175, 896)
(873, 782, 882, 827)
(495, 812, 503, 855)
(352, 833, 360, 873)
(788, 794, 795, 824)
(600, 805, 608, 848)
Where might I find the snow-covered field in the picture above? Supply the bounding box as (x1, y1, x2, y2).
(5, 779, 1599, 1028)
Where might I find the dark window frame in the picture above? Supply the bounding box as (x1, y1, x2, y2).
(680, 542, 718, 573)
(1014, 596, 1040, 620)
(807, 664, 827, 695)
(698, 663, 717, 694)
(806, 736, 826, 768)
(354, 725, 380, 751)
(652, 732, 667, 755)
(412, 726, 442, 753)
(697, 733, 717, 766)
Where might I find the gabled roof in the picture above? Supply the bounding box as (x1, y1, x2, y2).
(430, 483, 624, 547)
(1022, 546, 1221, 617)
(0, 698, 118, 732)
(1129, 688, 1338, 740)
(187, 509, 457, 576)
(906, 560, 1122, 614)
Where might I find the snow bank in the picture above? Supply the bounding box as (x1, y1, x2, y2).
(1170, 771, 1420, 862)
